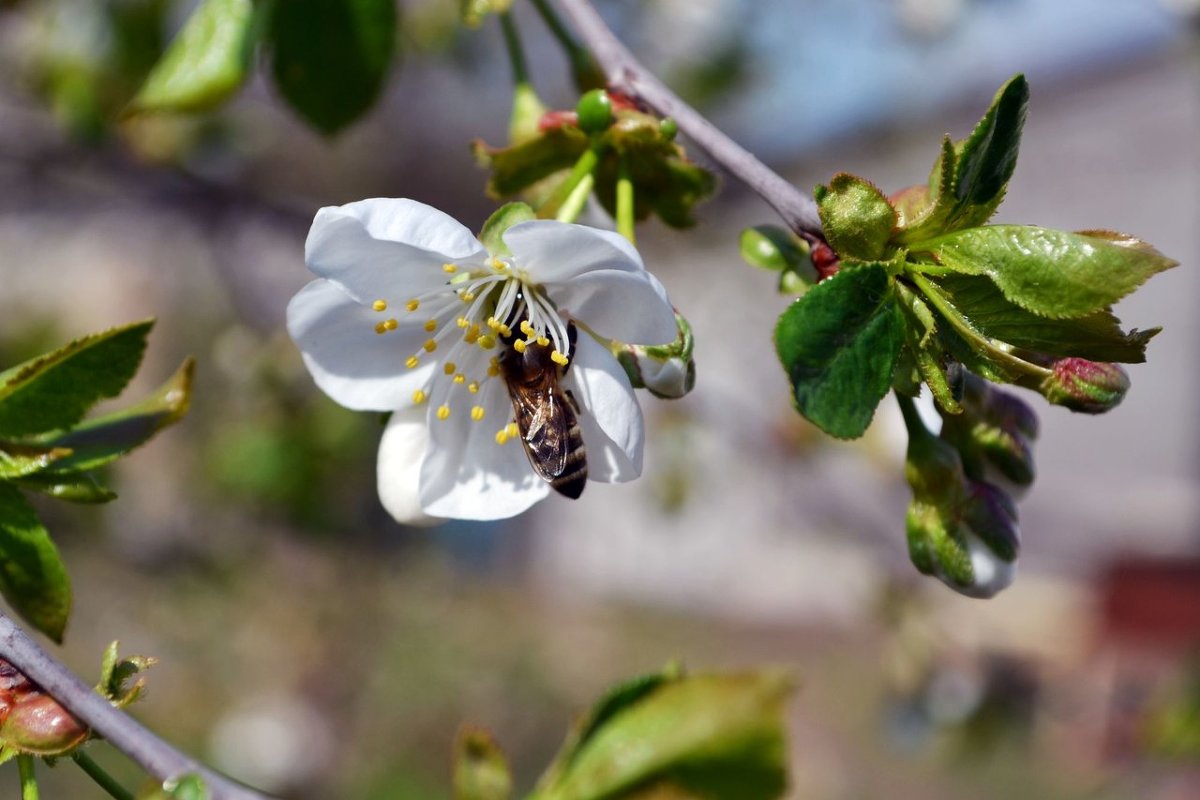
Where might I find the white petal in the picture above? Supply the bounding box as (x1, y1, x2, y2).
(377, 408, 444, 527)
(938, 529, 1018, 599)
(565, 332, 643, 482)
(503, 220, 645, 283)
(419, 374, 550, 519)
(287, 280, 434, 411)
(305, 198, 486, 303)
(549, 269, 678, 345)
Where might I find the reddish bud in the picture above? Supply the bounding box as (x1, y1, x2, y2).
(810, 241, 840, 281)
(0, 661, 88, 755)
(538, 110, 579, 132)
(1040, 358, 1129, 414)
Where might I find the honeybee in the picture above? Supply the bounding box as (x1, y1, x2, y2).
(498, 320, 587, 499)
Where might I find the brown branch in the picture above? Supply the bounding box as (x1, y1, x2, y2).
(0, 615, 273, 800)
(553, 0, 824, 239)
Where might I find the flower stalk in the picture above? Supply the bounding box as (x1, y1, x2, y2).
(18, 754, 37, 800)
(73, 751, 135, 800)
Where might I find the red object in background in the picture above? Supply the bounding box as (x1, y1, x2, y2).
(1099, 556, 1200, 652)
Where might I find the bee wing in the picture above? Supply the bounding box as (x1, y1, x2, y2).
(510, 386, 569, 479)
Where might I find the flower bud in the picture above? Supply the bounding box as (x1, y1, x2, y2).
(0, 661, 88, 756)
(941, 374, 1038, 486)
(615, 312, 696, 399)
(1039, 358, 1129, 414)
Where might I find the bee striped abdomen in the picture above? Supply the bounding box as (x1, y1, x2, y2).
(550, 406, 587, 499)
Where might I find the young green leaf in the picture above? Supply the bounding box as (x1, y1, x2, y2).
(914, 226, 1178, 318)
(479, 203, 536, 257)
(0, 484, 71, 643)
(534, 671, 794, 800)
(775, 264, 904, 439)
(0, 320, 153, 437)
(0, 446, 71, 480)
(895, 285, 960, 414)
(933, 274, 1158, 362)
(31, 357, 194, 474)
(454, 727, 513, 800)
(814, 174, 896, 262)
(474, 127, 591, 198)
(128, 0, 258, 114)
(13, 473, 117, 505)
(268, 0, 397, 134)
(461, 0, 514, 28)
(739, 226, 806, 272)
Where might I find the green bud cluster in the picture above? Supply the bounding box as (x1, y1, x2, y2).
(616, 312, 696, 400)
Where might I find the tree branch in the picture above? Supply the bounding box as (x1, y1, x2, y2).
(0, 615, 272, 800)
(553, 0, 824, 239)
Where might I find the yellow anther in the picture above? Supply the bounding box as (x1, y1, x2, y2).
(505, 423, 519, 439)
(423, 319, 437, 332)
(442, 263, 457, 274)
(456, 316, 469, 328)
(495, 430, 509, 445)
(374, 322, 388, 335)
(487, 316, 500, 330)
(461, 291, 476, 303)
(436, 405, 451, 420)
(513, 339, 527, 354)
(468, 381, 480, 394)
(412, 389, 427, 405)
(498, 324, 512, 337)
(384, 318, 398, 331)
(487, 365, 501, 377)
(443, 362, 457, 375)
(405, 356, 420, 369)
(478, 334, 497, 350)
(520, 320, 536, 337)
(550, 350, 569, 366)
(372, 299, 388, 312)
(464, 325, 480, 344)
(490, 257, 506, 270)
(405, 299, 420, 312)
(454, 374, 466, 385)
(423, 339, 438, 353)
(470, 406, 485, 421)
(536, 336, 550, 347)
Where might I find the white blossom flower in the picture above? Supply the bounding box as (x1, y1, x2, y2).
(286, 198, 678, 522)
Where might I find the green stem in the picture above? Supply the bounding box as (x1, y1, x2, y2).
(895, 392, 930, 441)
(540, 145, 600, 219)
(527, 0, 599, 88)
(498, 12, 530, 86)
(907, 272, 1050, 380)
(72, 751, 134, 800)
(555, 172, 595, 223)
(17, 755, 38, 800)
(615, 156, 636, 244)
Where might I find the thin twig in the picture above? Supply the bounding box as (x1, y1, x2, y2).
(0, 615, 272, 800)
(553, 0, 824, 239)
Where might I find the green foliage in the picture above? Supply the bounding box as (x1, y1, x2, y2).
(911, 225, 1177, 319)
(143, 775, 209, 800)
(97, 640, 157, 709)
(739, 225, 817, 294)
(267, 0, 398, 134)
(0, 322, 191, 639)
(531, 667, 794, 800)
(480, 203, 537, 256)
(461, 0, 514, 28)
(0, 320, 152, 437)
(129, 0, 258, 114)
(774, 264, 903, 439)
(0, 484, 71, 643)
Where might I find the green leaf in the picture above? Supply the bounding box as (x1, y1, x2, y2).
(129, 0, 258, 114)
(934, 274, 1158, 362)
(0, 445, 72, 480)
(775, 264, 904, 439)
(454, 727, 513, 800)
(33, 357, 194, 473)
(914, 226, 1178, 318)
(0, 484, 71, 643)
(13, 473, 117, 505)
(479, 203, 536, 257)
(536, 671, 794, 800)
(159, 775, 210, 800)
(268, 0, 397, 134)
(895, 285, 960, 414)
(952, 74, 1028, 217)
(96, 640, 156, 710)
(0, 320, 153, 437)
(814, 174, 896, 261)
(474, 127, 590, 198)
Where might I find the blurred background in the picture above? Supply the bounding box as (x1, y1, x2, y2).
(1, 0, 1199, 797)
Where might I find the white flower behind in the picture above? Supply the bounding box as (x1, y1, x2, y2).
(286, 198, 679, 522)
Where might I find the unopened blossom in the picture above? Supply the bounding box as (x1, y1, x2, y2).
(286, 198, 678, 522)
